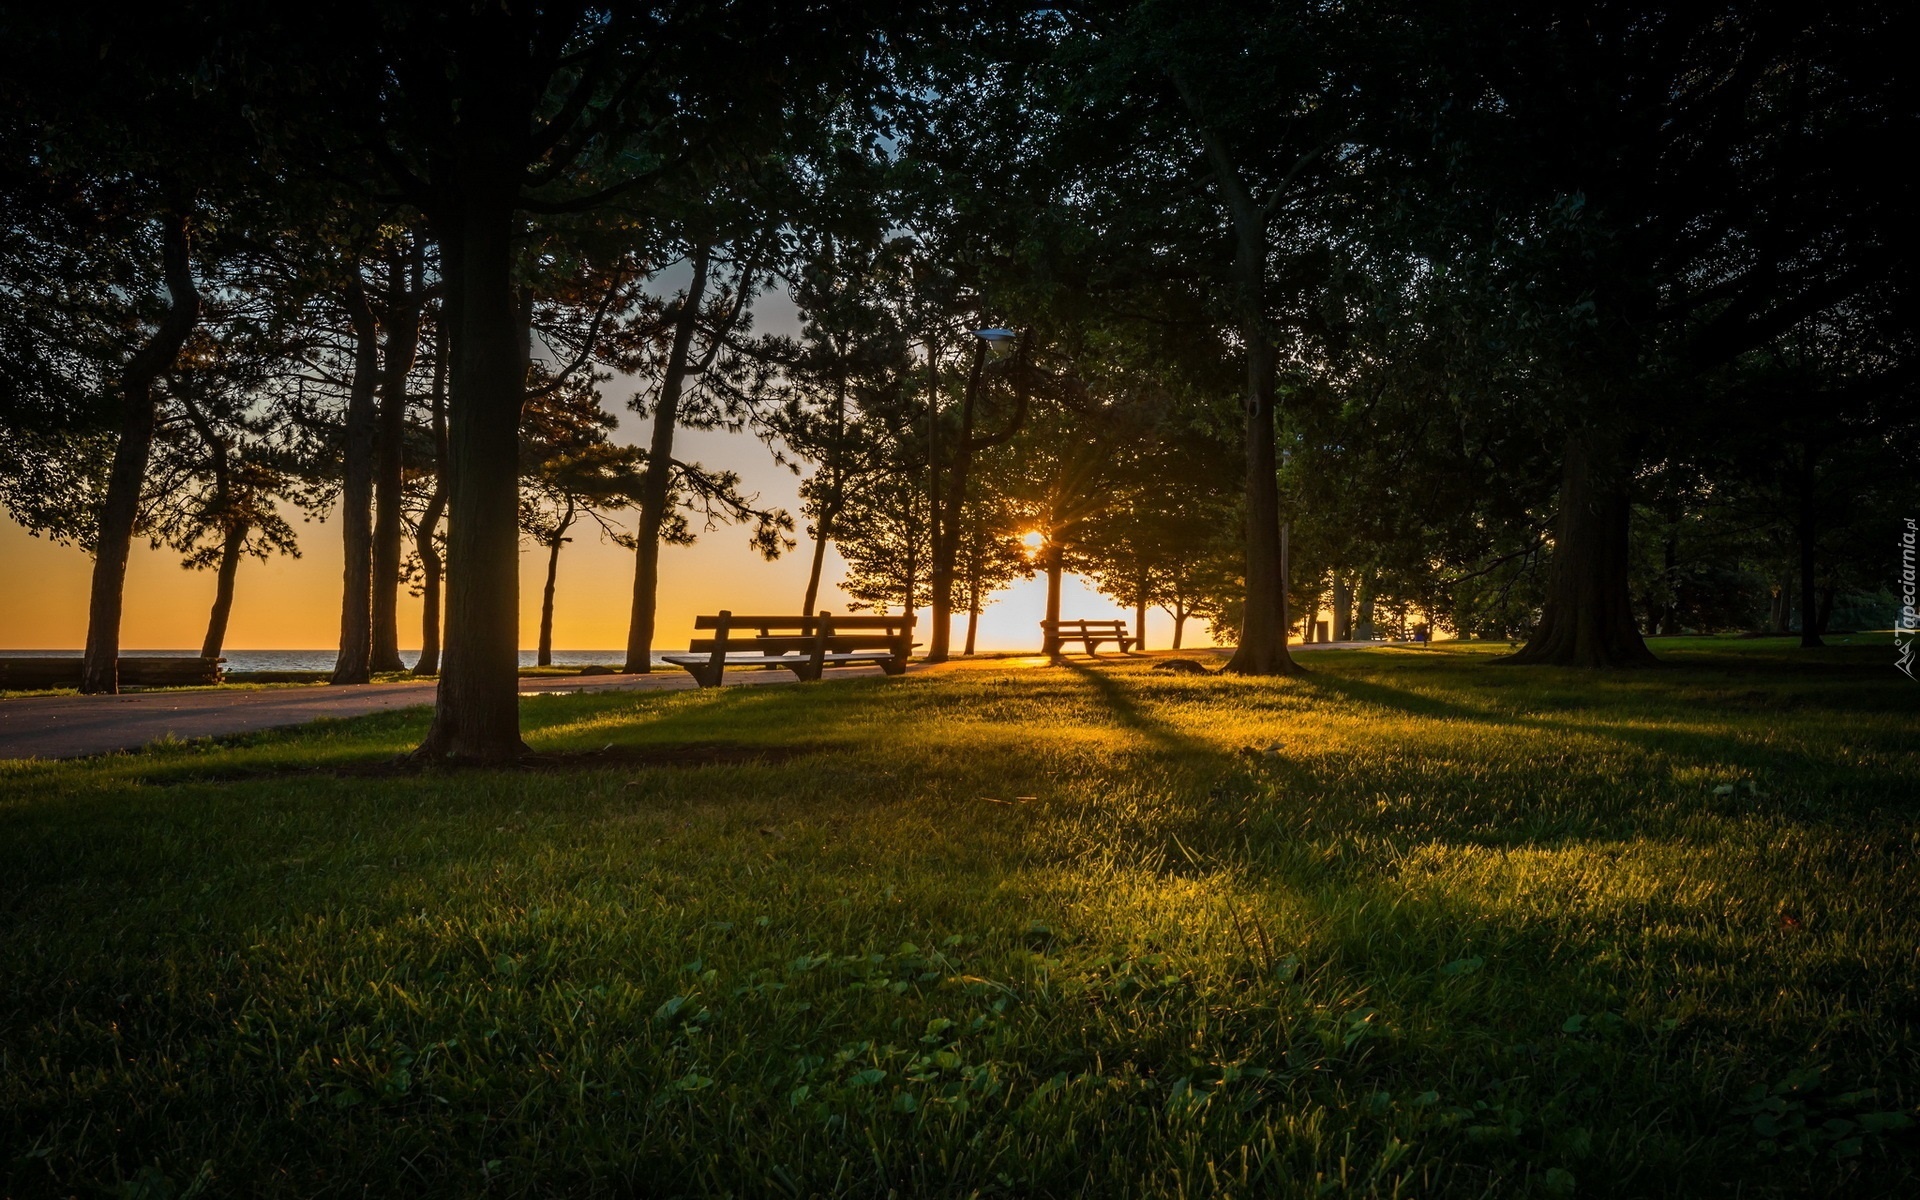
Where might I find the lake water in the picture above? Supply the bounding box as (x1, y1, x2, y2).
(0, 650, 666, 672)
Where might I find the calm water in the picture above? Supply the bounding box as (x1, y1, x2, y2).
(0, 650, 666, 672)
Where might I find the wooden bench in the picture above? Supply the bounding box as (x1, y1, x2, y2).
(1042, 619, 1135, 656)
(0, 657, 225, 690)
(660, 611, 916, 688)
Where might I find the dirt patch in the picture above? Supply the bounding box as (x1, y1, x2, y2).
(1152, 659, 1215, 675)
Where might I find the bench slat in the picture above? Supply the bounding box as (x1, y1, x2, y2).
(675, 610, 913, 688)
(0, 657, 224, 688)
(688, 635, 914, 654)
(694, 614, 914, 631)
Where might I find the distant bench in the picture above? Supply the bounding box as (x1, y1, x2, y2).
(0, 657, 225, 690)
(1043, 619, 1135, 656)
(661, 611, 915, 688)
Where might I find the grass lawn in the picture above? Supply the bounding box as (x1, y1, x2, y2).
(2, 640, 1915, 1198)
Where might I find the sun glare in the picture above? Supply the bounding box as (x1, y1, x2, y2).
(1021, 530, 1045, 551)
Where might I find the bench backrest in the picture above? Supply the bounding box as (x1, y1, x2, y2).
(0, 657, 224, 689)
(1043, 619, 1129, 633)
(690, 611, 914, 674)
(694, 614, 912, 632)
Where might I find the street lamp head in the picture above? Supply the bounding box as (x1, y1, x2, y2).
(972, 327, 1018, 358)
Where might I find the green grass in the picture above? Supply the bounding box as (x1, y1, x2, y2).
(2, 640, 1915, 1198)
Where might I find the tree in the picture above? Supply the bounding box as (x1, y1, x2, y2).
(0, 7, 237, 693)
(144, 331, 300, 660)
(1080, 421, 1237, 650)
(972, 2, 1388, 674)
(767, 231, 916, 619)
(250, 1, 898, 757)
(368, 231, 434, 673)
(519, 380, 639, 668)
(618, 230, 794, 673)
(1419, 3, 1913, 666)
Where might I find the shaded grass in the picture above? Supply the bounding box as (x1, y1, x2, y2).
(1, 641, 1916, 1197)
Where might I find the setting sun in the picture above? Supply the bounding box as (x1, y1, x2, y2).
(1021, 529, 1045, 551)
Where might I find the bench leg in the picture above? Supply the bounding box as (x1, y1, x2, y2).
(790, 662, 822, 682)
(881, 657, 907, 675)
(680, 662, 722, 688)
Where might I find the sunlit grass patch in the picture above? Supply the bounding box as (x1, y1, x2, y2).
(1, 641, 1915, 1197)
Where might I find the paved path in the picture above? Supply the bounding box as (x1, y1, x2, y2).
(0, 667, 887, 761)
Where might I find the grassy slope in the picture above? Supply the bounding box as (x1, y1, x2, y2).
(1, 639, 1915, 1198)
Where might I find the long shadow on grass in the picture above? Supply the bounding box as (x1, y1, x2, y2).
(1059, 659, 1218, 760)
(1298, 656, 1914, 828)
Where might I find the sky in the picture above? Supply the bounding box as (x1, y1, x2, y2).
(0, 419, 1198, 654)
(0, 276, 1213, 654)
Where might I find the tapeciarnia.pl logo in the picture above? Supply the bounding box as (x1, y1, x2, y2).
(1899, 517, 1916, 679)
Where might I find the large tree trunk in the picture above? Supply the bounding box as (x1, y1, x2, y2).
(1332, 569, 1353, 641)
(927, 341, 985, 664)
(82, 212, 200, 694)
(800, 364, 847, 615)
(1134, 579, 1148, 652)
(180, 392, 242, 662)
(964, 569, 981, 656)
(623, 245, 710, 674)
(331, 284, 381, 685)
(415, 189, 528, 760)
(903, 521, 919, 622)
(1797, 445, 1823, 649)
(1205, 175, 1295, 672)
(200, 522, 246, 660)
(1172, 608, 1186, 650)
(537, 499, 574, 667)
(1506, 434, 1657, 667)
(1770, 563, 1793, 633)
(1042, 541, 1062, 660)
(1221, 326, 1294, 674)
(1655, 533, 1680, 636)
(412, 324, 449, 677)
(801, 508, 835, 614)
(1354, 571, 1377, 640)
(371, 243, 425, 673)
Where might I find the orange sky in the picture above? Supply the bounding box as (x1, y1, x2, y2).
(0, 420, 1204, 656)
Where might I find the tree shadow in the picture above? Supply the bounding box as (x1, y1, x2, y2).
(1058, 659, 1219, 759)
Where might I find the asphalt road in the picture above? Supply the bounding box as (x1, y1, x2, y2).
(0, 666, 883, 761)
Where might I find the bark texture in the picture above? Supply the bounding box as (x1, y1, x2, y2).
(1797, 446, 1824, 648)
(623, 246, 709, 673)
(200, 525, 245, 660)
(928, 337, 1030, 662)
(371, 246, 425, 672)
(416, 188, 529, 759)
(331, 285, 380, 685)
(1042, 542, 1063, 660)
(1505, 435, 1658, 667)
(82, 212, 200, 694)
(1189, 127, 1295, 676)
(1331, 569, 1353, 641)
(411, 328, 449, 677)
(537, 498, 575, 667)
